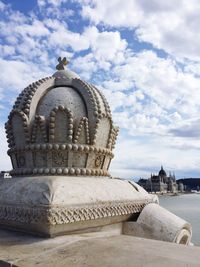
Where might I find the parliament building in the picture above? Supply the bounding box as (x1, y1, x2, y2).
(138, 166, 177, 193)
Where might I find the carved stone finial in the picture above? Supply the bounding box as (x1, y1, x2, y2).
(56, 57, 69, 70)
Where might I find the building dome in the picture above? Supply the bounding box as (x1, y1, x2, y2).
(159, 166, 166, 176)
(5, 63, 119, 177)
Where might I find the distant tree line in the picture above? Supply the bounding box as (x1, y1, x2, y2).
(177, 178, 200, 190)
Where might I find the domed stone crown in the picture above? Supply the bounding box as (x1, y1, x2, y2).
(5, 64, 119, 177)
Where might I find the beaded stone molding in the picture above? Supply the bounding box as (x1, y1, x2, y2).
(0, 200, 151, 226)
(5, 70, 119, 177)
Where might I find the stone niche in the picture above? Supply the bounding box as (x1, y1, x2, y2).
(1, 66, 156, 237)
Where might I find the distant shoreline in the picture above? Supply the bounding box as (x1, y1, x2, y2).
(150, 192, 195, 197)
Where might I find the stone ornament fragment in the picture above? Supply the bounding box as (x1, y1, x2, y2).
(123, 203, 192, 245)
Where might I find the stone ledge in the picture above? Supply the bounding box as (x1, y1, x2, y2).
(0, 228, 200, 267)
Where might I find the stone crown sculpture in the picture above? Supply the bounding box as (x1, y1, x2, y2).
(5, 58, 119, 177)
(0, 58, 156, 237)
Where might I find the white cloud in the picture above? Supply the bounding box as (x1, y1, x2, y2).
(0, 0, 5, 11)
(97, 50, 200, 137)
(37, 0, 46, 7)
(72, 53, 98, 79)
(83, 26, 127, 61)
(170, 118, 200, 138)
(37, 0, 68, 7)
(48, 25, 90, 51)
(0, 59, 51, 93)
(70, 27, 127, 77)
(0, 89, 4, 102)
(81, 0, 143, 28)
(0, 45, 15, 56)
(79, 0, 200, 61)
(48, 25, 127, 59)
(0, 11, 52, 62)
(110, 133, 200, 179)
(1, 0, 200, 178)
(15, 20, 50, 37)
(103, 80, 133, 92)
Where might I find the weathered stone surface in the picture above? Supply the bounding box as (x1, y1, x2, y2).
(0, 176, 157, 236)
(0, 228, 200, 267)
(0, 176, 155, 205)
(1, 65, 159, 237)
(123, 203, 192, 245)
(1, 63, 191, 241)
(5, 68, 116, 177)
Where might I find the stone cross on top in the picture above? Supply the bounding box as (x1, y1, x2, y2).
(56, 57, 69, 70)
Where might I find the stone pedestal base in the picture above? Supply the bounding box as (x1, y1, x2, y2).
(0, 176, 156, 236)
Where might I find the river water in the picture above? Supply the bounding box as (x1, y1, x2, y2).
(159, 194, 200, 246)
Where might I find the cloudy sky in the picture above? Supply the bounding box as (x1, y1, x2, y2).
(1, 0, 200, 179)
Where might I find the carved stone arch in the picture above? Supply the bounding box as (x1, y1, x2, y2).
(107, 125, 119, 150)
(31, 115, 47, 143)
(93, 116, 112, 148)
(27, 78, 55, 125)
(71, 79, 104, 140)
(9, 110, 30, 147)
(49, 105, 73, 143)
(74, 117, 90, 144)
